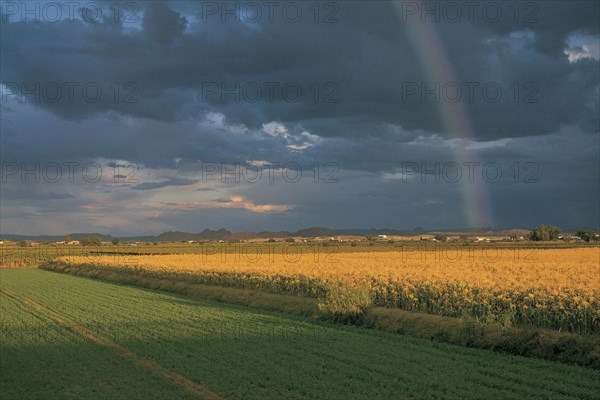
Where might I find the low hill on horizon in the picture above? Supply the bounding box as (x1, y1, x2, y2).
(0, 227, 539, 243)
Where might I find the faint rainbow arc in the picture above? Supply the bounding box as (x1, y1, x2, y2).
(397, 11, 493, 229)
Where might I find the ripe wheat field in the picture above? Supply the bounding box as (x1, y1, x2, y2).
(58, 247, 600, 333)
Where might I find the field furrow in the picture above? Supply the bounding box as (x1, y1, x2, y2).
(2, 269, 599, 400)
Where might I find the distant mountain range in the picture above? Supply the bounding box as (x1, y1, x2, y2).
(0, 227, 534, 243)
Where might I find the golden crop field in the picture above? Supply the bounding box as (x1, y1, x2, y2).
(59, 247, 600, 333)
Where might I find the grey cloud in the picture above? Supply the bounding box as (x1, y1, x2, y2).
(142, 1, 188, 43)
(1, 1, 598, 234)
(1, 2, 597, 140)
(131, 177, 198, 190)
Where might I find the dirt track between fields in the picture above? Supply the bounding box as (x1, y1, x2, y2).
(0, 287, 225, 400)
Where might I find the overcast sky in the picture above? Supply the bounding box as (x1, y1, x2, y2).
(1, 0, 598, 235)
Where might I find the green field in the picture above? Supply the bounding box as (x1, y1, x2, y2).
(1, 269, 599, 400)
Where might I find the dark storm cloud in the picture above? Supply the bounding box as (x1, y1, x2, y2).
(1, 1, 598, 141)
(478, 1, 599, 56)
(1, 1, 599, 234)
(142, 1, 188, 43)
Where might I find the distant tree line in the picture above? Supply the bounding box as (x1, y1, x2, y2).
(529, 225, 598, 242)
(80, 236, 101, 246)
(529, 225, 561, 241)
(576, 230, 599, 242)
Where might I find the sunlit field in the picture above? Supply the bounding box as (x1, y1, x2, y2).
(58, 247, 600, 333)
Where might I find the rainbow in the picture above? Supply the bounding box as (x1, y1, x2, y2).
(395, 5, 493, 229)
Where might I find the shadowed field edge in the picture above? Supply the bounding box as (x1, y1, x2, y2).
(0, 286, 226, 400)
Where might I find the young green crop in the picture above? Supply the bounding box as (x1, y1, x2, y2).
(2, 269, 600, 400)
